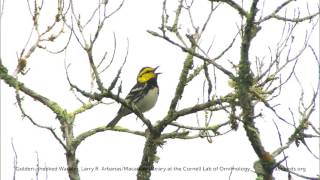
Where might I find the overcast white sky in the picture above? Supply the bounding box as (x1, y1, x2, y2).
(1, 0, 319, 180)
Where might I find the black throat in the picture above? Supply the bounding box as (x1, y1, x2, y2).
(147, 77, 158, 88)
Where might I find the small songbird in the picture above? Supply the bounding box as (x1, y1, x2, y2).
(107, 66, 160, 128)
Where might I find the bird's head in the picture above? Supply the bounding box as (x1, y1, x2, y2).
(137, 66, 161, 83)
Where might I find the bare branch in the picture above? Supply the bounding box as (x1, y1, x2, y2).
(107, 38, 129, 91)
(272, 94, 317, 157)
(105, 0, 125, 19)
(162, 128, 232, 140)
(168, 46, 195, 112)
(209, 0, 248, 18)
(259, 0, 296, 23)
(72, 101, 100, 116)
(160, 131, 190, 139)
(15, 91, 67, 150)
(264, 12, 319, 23)
(73, 125, 145, 148)
(11, 138, 18, 180)
(68, 81, 154, 130)
(147, 30, 236, 80)
(1, 62, 65, 117)
(170, 120, 230, 131)
(98, 32, 117, 73)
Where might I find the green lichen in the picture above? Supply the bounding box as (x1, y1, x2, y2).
(187, 64, 204, 83)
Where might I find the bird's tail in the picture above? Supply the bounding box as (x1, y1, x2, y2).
(107, 114, 122, 128)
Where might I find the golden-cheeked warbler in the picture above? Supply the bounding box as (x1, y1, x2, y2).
(107, 66, 160, 128)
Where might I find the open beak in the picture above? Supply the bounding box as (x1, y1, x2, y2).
(154, 66, 161, 75)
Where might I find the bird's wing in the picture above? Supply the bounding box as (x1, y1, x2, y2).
(125, 82, 147, 103)
(116, 82, 146, 116)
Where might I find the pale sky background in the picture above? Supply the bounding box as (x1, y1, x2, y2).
(1, 0, 319, 180)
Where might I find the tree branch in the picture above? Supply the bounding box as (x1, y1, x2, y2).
(73, 125, 145, 149)
(0, 62, 65, 118)
(210, 0, 248, 18)
(15, 91, 67, 150)
(147, 30, 236, 79)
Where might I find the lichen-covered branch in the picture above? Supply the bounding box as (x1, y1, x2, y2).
(136, 133, 161, 180)
(272, 91, 317, 157)
(73, 126, 145, 149)
(209, 0, 248, 18)
(0, 62, 64, 117)
(237, 1, 276, 179)
(3, 0, 319, 180)
(259, 0, 319, 23)
(15, 91, 67, 150)
(147, 30, 236, 80)
(68, 82, 154, 130)
(0, 61, 82, 180)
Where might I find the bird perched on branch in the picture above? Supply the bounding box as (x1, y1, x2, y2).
(107, 66, 161, 128)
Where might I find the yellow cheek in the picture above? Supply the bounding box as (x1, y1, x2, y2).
(138, 73, 155, 83)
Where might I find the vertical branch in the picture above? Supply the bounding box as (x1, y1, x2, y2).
(137, 32, 197, 179)
(239, 0, 264, 158)
(62, 113, 80, 180)
(1, 62, 80, 180)
(157, 44, 196, 130)
(35, 152, 39, 180)
(238, 0, 275, 180)
(11, 138, 18, 180)
(136, 50, 195, 180)
(136, 133, 161, 180)
(65, 148, 80, 180)
(0, 0, 5, 19)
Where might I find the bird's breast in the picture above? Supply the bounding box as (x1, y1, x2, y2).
(137, 87, 159, 112)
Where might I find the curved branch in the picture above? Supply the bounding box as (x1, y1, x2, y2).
(272, 90, 317, 157)
(210, 0, 248, 18)
(66, 80, 154, 131)
(0, 62, 64, 117)
(259, 0, 295, 23)
(174, 96, 230, 118)
(73, 125, 145, 149)
(147, 30, 236, 80)
(260, 12, 319, 23)
(170, 120, 230, 131)
(15, 91, 67, 150)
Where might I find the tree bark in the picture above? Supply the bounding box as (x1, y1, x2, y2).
(66, 150, 80, 180)
(63, 117, 80, 180)
(238, 1, 275, 179)
(136, 134, 159, 180)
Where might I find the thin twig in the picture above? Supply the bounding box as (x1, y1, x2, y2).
(14, 91, 67, 150)
(11, 138, 17, 180)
